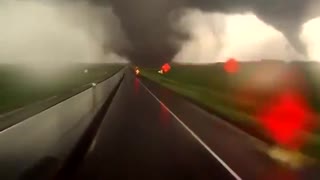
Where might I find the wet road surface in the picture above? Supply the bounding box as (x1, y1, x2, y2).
(73, 72, 237, 180)
(71, 71, 320, 180)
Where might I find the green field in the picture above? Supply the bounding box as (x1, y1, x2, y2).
(0, 63, 123, 115)
(141, 60, 320, 159)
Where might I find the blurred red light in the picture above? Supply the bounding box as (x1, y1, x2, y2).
(258, 90, 315, 149)
(224, 58, 239, 74)
(161, 63, 171, 73)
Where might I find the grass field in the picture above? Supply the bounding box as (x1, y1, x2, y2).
(0, 63, 123, 115)
(140, 60, 320, 160)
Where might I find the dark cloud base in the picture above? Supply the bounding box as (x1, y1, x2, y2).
(94, 0, 319, 66)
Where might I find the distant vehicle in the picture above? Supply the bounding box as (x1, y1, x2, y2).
(134, 66, 140, 76)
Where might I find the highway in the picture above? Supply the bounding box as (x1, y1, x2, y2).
(69, 70, 319, 180)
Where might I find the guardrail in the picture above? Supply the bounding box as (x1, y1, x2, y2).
(0, 68, 126, 180)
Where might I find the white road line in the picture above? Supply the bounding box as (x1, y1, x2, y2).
(138, 79, 242, 180)
(82, 84, 90, 88)
(89, 138, 97, 153)
(45, 96, 58, 101)
(0, 107, 25, 118)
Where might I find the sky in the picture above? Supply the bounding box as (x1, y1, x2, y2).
(101, 0, 320, 65)
(0, 0, 129, 65)
(172, 11, 303, 64)
(1, 0, 320, 66)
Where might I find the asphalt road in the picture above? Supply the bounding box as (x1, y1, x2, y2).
(71, 71, 320, 180)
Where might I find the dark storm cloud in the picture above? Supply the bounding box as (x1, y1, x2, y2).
(188, 0, 316, 57)
(94, 0, 188, 66)
(94, 0, 319, 65)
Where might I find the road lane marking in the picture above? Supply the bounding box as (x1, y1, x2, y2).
(89, 137, 97, 153)
(138, 79, 242, 180)
(0, 107, 25, 118)
(45, 96, 58, 102)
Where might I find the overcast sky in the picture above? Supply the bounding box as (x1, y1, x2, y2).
(1, 0, 320, 66)
(95, 0, 320, 65)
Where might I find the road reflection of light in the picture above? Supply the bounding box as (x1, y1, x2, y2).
(259, 166, 299, 180)
(134, 77, 140, 95)
(159, 103, 170, 128)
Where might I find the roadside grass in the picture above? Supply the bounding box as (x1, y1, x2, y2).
(0, 63, 123, 114)
(140, 61, 320, 160)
